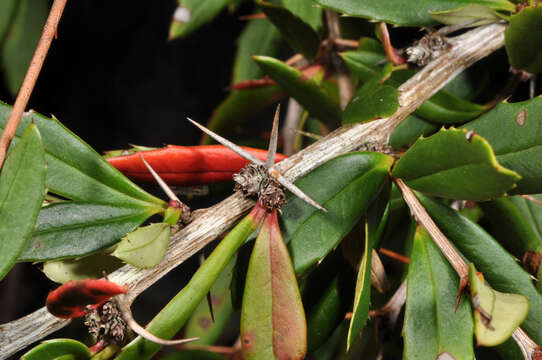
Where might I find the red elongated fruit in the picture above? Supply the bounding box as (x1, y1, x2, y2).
(46, 279, 128, 318)
(107, 145, 287, 186)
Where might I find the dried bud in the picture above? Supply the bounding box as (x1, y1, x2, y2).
(233, 164, 286, 210)
(84, 300, 128, 346)
(406, 33, 450, 67)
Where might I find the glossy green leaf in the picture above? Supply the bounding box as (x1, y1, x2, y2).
(43, 252, 123, 284)
(254, 56, 342, 128)
(430, 4, 501, 27)
(19, 202, 157, 261)
(281, 152, 394, 274)
(462, 97, 542, 194)
(303, 252, 355, 352)
(112, 223, 171, 268)
(0, 102, 165, 207)
(0, 124, 46, 280)
(202, 87, 282, 144)
(418, 194, 542, 344)
(184, 259, 235, 345)
(510, 194, 542, 242)
(469, 264, 529, 346)
(478, 198, 542, 259)
(343, 63, 398, 124)
(314, 0, 515, 26)
(505, 6, 542, 74)
(241, 210, 306, 360)
(114, 205, 266, 360)
(389, 115, 440, 150)
(392, 128, 521, 201)
(0, 0, 48, 95)
(403, 226, 474, 360)
(232, 18, 281, 84)
(0, 0, 17, 45)
(282, 0, 322, 31)
(347, 185, 390, 349)
(21, 339, 90, 360)
(259, 0, 320, 60)
(341, 39, 485, 124)
(169, 0, 229, 40)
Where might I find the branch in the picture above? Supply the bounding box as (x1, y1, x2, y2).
(0, 0, 67, 169)
(0, 23, 506, 359)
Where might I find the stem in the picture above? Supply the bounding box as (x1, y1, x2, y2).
(394, 179, 469, 282)
(0, 0, 68, 169)
(0, 23, 507, 359)
(378, 22, 405, 65)
(324, 9, 353, 109)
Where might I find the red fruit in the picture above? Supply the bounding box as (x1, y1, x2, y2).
(46, 279, 128, 318)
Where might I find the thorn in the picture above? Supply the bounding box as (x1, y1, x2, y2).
(199, 253, 215, 323)
(273, 171, 327, 212)
(455, 275, 469, 313)
(187, 117, 264, 165)
(294, 129, 322, 141)
(140, 155, 181, 203)
(117, 295, 199, 346)
(266, 104, 280, 168)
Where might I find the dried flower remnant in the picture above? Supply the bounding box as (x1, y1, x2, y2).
(85, 300, 128, 346)
(406, 33, 450, 66)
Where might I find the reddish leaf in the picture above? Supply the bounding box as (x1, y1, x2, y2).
(46, 279, 128, 318)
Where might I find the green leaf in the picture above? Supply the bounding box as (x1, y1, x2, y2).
(241, 211, 306, 360)
(418, 194, 542, 345)
(169, 0, 229, 40)
(202, 87, 282, 144)
(114, 206, 266, 360)
(341, 38, 486, 124)
(403, 226, 474, 360)
(478, 198, 542, 259)
(430, 4, 502, 27)
(469, 263, 529, 346)
(184, 259, 235, 345)
(505, 6, 542, 74)
(19, 202, 157, 261)
(389, 115, 440, 150)
(510, 194, 542, 242)
(0, 0, 48, 95)
(343, 63, 398, 124)
(282, 0, 323, 31)
(281, 152, 394, 274)
(314, 0, 515, 27)
(43, 252, 123, 284)
(0, 124, 46, 280)
(0, 102, 164, 207)
(462, 97, 542, 194)
(112, 223, 171, 268)
(254, 56, 342, 128)
(347, 186, 390, 349)
(232, 19, 281, 85)
(392, 128, 521, 201)
(21, 339, 90, 360)
(258, 0, 320, 60)
(0, 0, 17, 46)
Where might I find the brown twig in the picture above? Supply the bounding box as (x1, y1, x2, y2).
(378, 22, 405, 65)
(521, 194, 542, 206)
(324, 9, 353, 109)
(379, 248, 410, 264)
(0, 0, 68, 169)
(394, 179, 469, 285)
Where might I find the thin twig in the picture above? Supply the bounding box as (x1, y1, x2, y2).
(0, 23, 508, 359)
(521, 194, 542, 206)
(282, 98, 302, 156)
(394, 179, 469, 282)
(324, 9, 353, 109)
(378, 22, 405, 65)
(0, 0, 68, 169)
